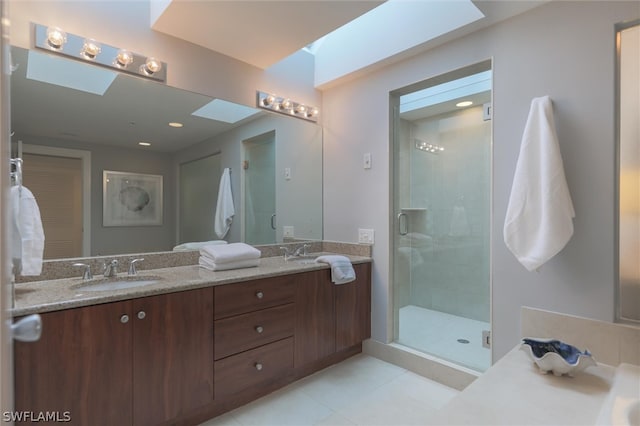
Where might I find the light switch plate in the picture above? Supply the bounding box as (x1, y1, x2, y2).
(363, 153, 372, 169)
(283, 226, 294, 238)
(284, 167, 292, 180)
(358, 228, 374, 244)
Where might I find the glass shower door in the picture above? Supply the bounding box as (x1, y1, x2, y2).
(392, 64, 492, 372)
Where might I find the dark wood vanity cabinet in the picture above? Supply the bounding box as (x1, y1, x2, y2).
(14, 262, 371, 426)
(14, 287, 214, 426)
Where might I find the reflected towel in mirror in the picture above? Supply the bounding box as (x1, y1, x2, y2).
(11, 186, 45, 276)
(214, 168, 234, 238)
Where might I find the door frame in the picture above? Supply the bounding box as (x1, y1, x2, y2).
(22, 144, 91, 257)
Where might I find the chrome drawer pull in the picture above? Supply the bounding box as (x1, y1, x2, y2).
(255, 326, 264, 334)
(120, 314, 129, 324)
(255, 291, 264, 299)
(255, 362, 263, 371)
(137, 311, 146, 320)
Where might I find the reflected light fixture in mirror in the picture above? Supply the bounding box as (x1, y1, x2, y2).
(34, 23, 167, 82)
(256, 90, 319, 122)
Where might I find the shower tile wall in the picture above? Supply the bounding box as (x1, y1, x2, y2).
(399, 106, 490, 322)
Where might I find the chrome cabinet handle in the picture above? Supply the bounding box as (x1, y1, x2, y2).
(270, 214, 276, 230)
(137, 311, 146, 320)
(397, 213, 408, 235)
(255, 362, 263, 371)
(255, 326, 264, 334)
(120, 314, 129, 324)
(255, 291, 264, 299)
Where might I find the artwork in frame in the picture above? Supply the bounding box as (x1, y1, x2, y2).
(103, 170, 163, 227)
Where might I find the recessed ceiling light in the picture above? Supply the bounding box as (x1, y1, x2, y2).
(456, 101, 473, 107)
(168, 122, 183, 128)
(138, 142, 151, 146)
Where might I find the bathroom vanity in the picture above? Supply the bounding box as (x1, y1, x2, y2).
(12, 256, 371, 426)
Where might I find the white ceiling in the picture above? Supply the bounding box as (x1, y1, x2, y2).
(151, 0, 385, 69)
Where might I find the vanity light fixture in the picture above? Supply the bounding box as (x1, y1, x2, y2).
(256, 91, 319, 123)
(34, 23, 167, 83)
(456, 100, 473, 107)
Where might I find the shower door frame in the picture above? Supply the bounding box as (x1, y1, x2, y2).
(388, 59, 495, 370)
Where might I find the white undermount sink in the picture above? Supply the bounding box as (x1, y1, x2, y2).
(74, 276, 162, 292)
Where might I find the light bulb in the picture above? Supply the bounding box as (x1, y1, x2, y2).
(263, 94, 275, 107)
(46, 27, 67, 50)
(296, 104, 307, 114)
(140, 57, 162, 75)
(114, 49, 134, 68)
(280, 99, 292, 110)
(80, 39, 101, 59)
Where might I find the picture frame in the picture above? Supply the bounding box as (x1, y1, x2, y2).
(103, 170, 163, 227)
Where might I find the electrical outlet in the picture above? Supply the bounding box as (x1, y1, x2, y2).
(358, 228, 374, 244)
(283, 226, 294, 238)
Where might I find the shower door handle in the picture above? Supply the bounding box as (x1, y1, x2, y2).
(270, 214, 276, 230)
(397, 213, 408, 235)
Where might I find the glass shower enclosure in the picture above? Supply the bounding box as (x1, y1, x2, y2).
(391, 62, 493, 372)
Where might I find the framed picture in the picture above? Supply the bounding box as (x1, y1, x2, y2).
(103, 170, 163, 227)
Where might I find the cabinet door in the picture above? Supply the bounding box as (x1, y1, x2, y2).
(14, 301, 133, 426)
(336, 263, 372, 351)
(132, 287, 214, 425)
(294, 270, 336, 366)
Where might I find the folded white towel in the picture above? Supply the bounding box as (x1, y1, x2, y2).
(11, 186, 45, 276)
(173, 240, 227, 251)
(200, 242, 261, 264)
(199, 256, 260, 271)
(504, 96, 575, 271)
(214, 168, 234, 238)
(315, 255, 356, 285)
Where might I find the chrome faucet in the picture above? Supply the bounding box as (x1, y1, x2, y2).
(103, 259, 119, 277)
(73, 263, 93, 280)
(128, 258, 144, 276)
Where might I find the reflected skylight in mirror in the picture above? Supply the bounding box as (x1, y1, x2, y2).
(26, 50, 117, 95)
(192, 98, 260, 123)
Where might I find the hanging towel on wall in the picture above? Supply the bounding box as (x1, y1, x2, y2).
(214, 168, 234, 238)
(11, 185, 45, 276)
(504, 96, 575, 271)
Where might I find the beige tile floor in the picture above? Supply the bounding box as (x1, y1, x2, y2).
(200, 354, 459, 426)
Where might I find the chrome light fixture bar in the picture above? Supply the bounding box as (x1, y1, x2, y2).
(34, 23, 167, 83)
(256, 91, 319, 123)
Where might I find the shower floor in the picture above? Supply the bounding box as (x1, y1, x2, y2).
(397, 305, 491, 372)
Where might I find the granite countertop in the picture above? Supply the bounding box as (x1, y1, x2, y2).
(430, 345, 616, 425)
(12, 253, 371, 317)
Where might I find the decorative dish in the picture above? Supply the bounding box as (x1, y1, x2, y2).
(521, 337, 597, 376)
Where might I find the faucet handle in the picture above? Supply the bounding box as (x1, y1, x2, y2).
(128, 258, 144, 276)
(279, 246, 292, 260)
(73, 263, 93, 280)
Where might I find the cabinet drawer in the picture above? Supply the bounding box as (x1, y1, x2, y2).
(215, 275, 296, 319)
(215, 303, 294, 360)
(214, 337, 293, 398)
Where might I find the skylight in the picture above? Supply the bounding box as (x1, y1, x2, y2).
(26, 50, 117, 95)
(192, 98, 260, 124)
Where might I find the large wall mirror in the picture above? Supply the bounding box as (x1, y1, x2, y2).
(616, 21, 639, 323)
(10, 46, 323, 260)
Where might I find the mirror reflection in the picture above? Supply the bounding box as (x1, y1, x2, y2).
(10, 46, 323, 260)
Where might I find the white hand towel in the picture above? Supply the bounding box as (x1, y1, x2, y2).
(214, 168, 234, 238)
(11, 186, 45, 276)
(199, 256, 260, 271)
(504, 96, 575, 271)
(173, 240, 228, 251)
(315, 255, 356, 285)
(200, 242, 261, 264)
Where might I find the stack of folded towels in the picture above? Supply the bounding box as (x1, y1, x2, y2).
(199, 242, 261, 271)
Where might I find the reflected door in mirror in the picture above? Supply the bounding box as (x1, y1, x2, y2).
(179, 154, 220, 244)
(244, 133, 276, 245)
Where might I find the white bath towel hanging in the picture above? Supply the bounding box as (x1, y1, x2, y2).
(504, 96, 575, 271)
(214, 168, 234, 238)
(11, 185, 45, 276)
